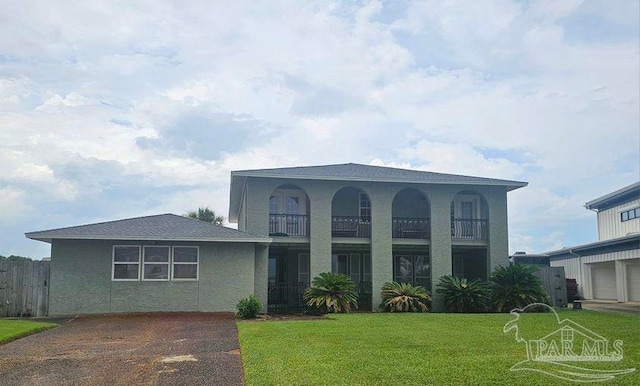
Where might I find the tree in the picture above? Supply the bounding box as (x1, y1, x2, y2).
(381, 281, 431, 312)
(185, 206, 225, 225)
(436, 275, 491, 313)
(491, 264, 549, 313)
(0, 254, 32, 262)
(304, 272, 358, 313)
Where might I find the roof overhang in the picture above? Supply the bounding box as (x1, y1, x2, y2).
(584, 182, 640, 211)
(546, 234, 640, 259)
(25, 233, 272, 245)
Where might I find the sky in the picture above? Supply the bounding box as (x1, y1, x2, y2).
(1, 0, 638, 259)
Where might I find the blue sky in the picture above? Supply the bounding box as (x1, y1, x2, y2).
(1, 0, 638, 259)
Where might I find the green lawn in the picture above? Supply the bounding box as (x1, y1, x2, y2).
(0, 319, 58, 345)
(238, 310, 639, 385)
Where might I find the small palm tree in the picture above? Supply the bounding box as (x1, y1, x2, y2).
(186, 206, 225, 225)
(381, 281, 431, 312)
(491, 264, 549, 313)
(304, 272, 358, 313)
(436, 275, 491, 313)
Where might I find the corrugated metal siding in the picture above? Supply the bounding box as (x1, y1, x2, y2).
(582, 249, 640, 264)
(597, 198, 640, 241)
(551, 258, 582, 280)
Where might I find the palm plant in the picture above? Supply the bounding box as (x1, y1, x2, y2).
(186, 206, 225, 225)
(436, 275, 491, 313)
(380, 281, 431, 312)
(304, 272, 358, 313)
(491, 264, 549, 313)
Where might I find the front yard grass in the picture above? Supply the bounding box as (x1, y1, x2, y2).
(0, 319, 58, 345)
(238, 310, 639, 385)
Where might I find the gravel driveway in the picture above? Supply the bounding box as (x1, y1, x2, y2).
(0, 313, 243, 386)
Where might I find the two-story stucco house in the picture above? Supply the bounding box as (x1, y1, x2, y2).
(548, 182, 640, 302)
(26, 163, 526, 315)
(228, 163, 526, 311)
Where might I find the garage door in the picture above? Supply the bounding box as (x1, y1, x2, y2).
(626, 259, 640, 302)
(591, 262, 616, 300)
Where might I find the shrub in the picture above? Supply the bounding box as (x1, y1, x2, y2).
(236, 295, 262, 319)
(436, 275, 491, 313)
(380, 281, 431, 312)
(491, 264, 549, 313)
(304, 272, 358, 314)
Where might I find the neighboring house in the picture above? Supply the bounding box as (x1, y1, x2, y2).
(229, 163, 526, 311)
(26, 163, 526, 315)
(547, 182, 640, 302)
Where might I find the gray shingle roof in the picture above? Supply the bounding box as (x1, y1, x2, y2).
(229, 162, 527, 221)
(26, 214, 271, 243)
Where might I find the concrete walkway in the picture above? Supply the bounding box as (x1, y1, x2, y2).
(574, 300, 640, 316)
(0, 313, 244, 386)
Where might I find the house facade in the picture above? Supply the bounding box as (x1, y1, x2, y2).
(548, 182, 640, 302)
(229, 163, 526, 311)
(26, 163, 526, 315)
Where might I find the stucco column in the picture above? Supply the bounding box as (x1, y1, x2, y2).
(429, 188, 453, 312)
(370, 186, 393, 311)
(309, 183, 332, 280)
(254, 244, 269, 313)
(486, 186, 509, 273)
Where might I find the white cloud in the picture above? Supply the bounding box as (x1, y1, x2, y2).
(0, 0, 637, 258)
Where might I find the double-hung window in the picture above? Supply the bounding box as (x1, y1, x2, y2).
(113, 246, 141, 280)
(143, 246, 170, 281)
(112, 245, 198, 281)
(173, 246, 199, 280)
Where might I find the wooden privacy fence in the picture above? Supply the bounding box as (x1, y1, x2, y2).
(0, 260, 50, 317)
(533, 266, 568, 308)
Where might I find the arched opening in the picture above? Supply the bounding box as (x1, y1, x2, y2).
(391, 188, 430, 239)
(267, 184, 310, 312)
(450, 190, 489, 281)
(331, 186, 371, 238)
(268, 184, 310, 237)
(330, 186, 372, 310)
(391, 188, 431, 291)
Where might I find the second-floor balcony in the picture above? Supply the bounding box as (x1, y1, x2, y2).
(332, 216, 371, 238)
(451, 219, 488, 240)
(269, 214, 309, 237)
(392, 217, 430, 239)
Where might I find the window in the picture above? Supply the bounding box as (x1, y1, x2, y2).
(143, 246, 169, 281)
(621, 208, 640, 222)
(359, 193, 371, 221)
(113, 246, 141, 280)
(298, 253, 310, 286)
(173, 246, 199, 280)
(112, 245, 198, 281)
(394, 254, 430, 289)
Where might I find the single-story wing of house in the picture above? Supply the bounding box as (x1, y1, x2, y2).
(25, 214, 271, 315)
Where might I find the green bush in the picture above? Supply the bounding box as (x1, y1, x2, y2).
(490, 264, 549, 313)
(436, 275, 491, 313)
(304, 272, 358, 314)
(236, 295, 262, 319)
(380, 281, 431, 312)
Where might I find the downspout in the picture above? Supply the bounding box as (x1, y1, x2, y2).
(568, 249, 584, 300)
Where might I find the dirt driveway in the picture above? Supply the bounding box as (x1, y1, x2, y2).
(0, 313, 244, 386)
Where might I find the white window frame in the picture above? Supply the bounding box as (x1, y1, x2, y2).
(172, 246, 199, 281)
(359, 193, 371, 220)
(112, 245, 141, 281)
(142, 245, 171, 282)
